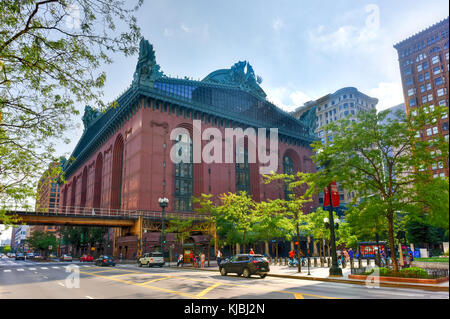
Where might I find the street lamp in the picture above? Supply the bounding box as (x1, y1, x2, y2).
(158, 197, 169, 261)
(324, 212, 343, 277)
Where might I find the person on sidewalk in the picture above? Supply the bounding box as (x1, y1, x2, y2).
(177, 254, 183, 267)
(200, 252, 205, 268)
(249, 248, 255, 255)
(189, 251, 193, 266)
(288, 249, 295, 262)
(348, 248, 354, 261)
(216, 249, 222, 266)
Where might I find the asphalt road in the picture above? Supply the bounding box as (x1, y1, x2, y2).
(0, 259, 448, 299)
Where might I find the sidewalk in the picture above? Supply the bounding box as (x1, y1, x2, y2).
(172, 259, 449, 292)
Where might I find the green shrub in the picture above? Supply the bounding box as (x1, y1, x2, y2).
(399, 267, 429, 279)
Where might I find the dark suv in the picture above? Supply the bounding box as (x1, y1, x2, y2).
(219, 254, 270, 278)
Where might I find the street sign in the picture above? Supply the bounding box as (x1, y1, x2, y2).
(48, 245, 53, 250)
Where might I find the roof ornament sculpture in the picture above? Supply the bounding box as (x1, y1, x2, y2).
(298, 105, 317, 138)
(82, 105, 101, 130)
(203, 60, 266, 98)
(132, 38, 165, 86)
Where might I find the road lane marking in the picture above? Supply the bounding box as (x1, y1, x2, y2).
(196, 283, 221, 297)
(110, 271, 144, 278)
(86, 296, 94, 299)
(79, 270, 200, 299)
(138, 276, 172, 285)
(58, 283, 65, 287)
(52, 267, 60, 269)
(294, 293, 304, 299)
(28, 268, 36, 270)
(3, 270, 11, 272)
(40, 267, 48, 269)
(17, 269, 24, 271)
(85, 269, 122, 274)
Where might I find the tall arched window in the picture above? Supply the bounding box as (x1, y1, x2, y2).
(235, 147, 250, 194)
(93, 153, 103, 209)
(80, 167, 88, 209)
(70, 177, 77, 212)
(111, 135, 124, 210)
(174, 132, 193, 211)
(283, 155, 294, 200)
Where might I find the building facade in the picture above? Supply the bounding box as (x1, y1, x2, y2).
(292, 87, 379, 207)
(59, 39, 319, 258)
(394, 17, 449, 178)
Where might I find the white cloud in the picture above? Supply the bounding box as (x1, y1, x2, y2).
(265, 87, 314, 112)
(163, 28, 174, 37)
(369, 82, 404, 111)
(180, 23, 191, 33)
(308, 4, 380, 52)
(272, 18, 285, 31)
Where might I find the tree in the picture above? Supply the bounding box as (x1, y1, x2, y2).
(216, 192, 256, 254)
(0, 0, 143, 222)
(252, 200, 295, 256)
(1, 245, 11, 254)
(26, 230, 57, 257)
(166, 216, 194, 246)
(312, 106, 449, 271)
(263, 171, 315, 272)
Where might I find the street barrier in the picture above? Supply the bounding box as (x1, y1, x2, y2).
(327, 257, 331, 267)
(320, 257, 324, 268)
(314, 258, 318, 267)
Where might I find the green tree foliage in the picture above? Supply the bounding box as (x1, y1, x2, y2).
(58, 226, 107, 254)
(166, 216, 194, 246)
(216, 192, 256, 253)
(312, 106, 449, 271)
(26, 230, 57, 256)
(0, 245, 11, 254)
(0, 0, 143, 221)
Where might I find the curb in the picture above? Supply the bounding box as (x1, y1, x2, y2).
(174, 266, 449, 292)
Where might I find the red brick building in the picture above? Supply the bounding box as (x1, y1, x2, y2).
(394, 17, 449, 177)
(59, 39, 318, 258)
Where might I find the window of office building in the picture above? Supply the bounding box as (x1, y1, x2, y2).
(435, 77, 443, 86)
(437, 88, 445, 97)
(423, 61, 429, 70)
(433, 66, 441, 75)
(427, 128, 432, 136)
(174, 133, 193, 211)
(442, 122, 449, 131)
(406, 78, 413, 86)
(417, 64, 423, 72)
(422, 96, 428, 104)
(427, 83, 432, 91)
(432, 126, 438, 135)
(409, 98, 416, 106)
(424, 72, 430, 80)
(420, 85, 425, 93)
(432, 55, 440, 64)
(408, 89, 415, 96)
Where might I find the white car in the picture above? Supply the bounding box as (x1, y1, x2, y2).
(138, 252, 165, 267)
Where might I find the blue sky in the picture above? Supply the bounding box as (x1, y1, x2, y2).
(1, 0, 449, 240)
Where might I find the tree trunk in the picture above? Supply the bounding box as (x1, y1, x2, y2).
(388, 213, 398, 272)
(265, 240, 269, 256)
(242, 232, 246, 254)
(296, 222, 301, 273)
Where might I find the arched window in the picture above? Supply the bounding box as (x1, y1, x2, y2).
(111, 135, 124, 210)
(93, 153, 103, 209)
(70, 177, 77, 212)
(283, 155, 294, 200)
(80, 167, 88, 209)
(235, 147, 250, 194)
(174, 132, 193, 211)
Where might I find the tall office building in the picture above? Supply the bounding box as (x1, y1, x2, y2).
(292, 87, 379, 207)
(394, 17, 449, 177)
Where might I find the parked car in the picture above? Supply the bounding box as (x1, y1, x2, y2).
(79, 254, 94, 262)
(94, 255, 116, 267)
(60, 254, 73, 262)
(15, 253, 25, 261)
(8, 253, 16, 258)
(26, 253, 35, 259)
(138, 252, 165, 268)
(219, 254, 270, 278)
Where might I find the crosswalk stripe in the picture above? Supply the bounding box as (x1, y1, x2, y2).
(3, 270, 11, 272)
(40, 267, 48, 269)
(29, 268, 36, 270)
(52, 267, 59, 269)
(17, 269, 24, 271)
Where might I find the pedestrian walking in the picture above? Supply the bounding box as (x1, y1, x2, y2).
(120, 253, 123, 261)
(216, 249, 222, 266)
(348, 248, 354, 260)
(200, 252, 205, 268)
(189, 251, 193, 266)
(177, 254, 183, 267)
(249, 248, 255, 255)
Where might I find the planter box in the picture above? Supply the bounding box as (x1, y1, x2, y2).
(348, 274, 449, 284)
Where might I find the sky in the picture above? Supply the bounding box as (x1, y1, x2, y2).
(1, 0, 449, 241)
